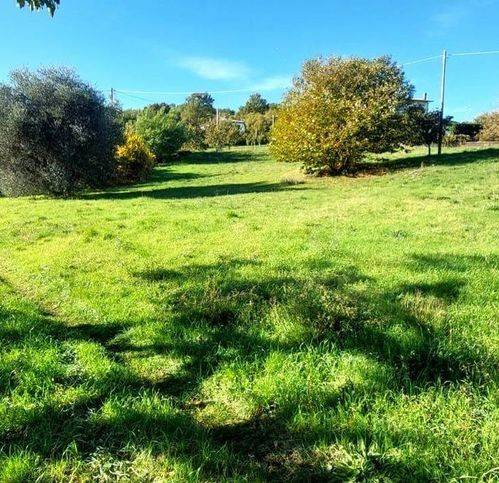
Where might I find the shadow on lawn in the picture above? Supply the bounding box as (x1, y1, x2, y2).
(0, 254, 495, 481)
(355, 148, 499, 175)
(179, 150, 267, 165)
(82, 181, 299, 201)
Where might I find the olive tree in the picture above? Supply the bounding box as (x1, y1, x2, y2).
(0, 68, 120, 196)
(270, 56, 414, 174)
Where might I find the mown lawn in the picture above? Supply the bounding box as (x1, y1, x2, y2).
(0, 146, 498, 481)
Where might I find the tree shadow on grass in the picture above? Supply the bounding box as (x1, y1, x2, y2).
(81, 181, 302, 201)
(355, 148, 499, 175)
(179, 150, 268, 165)
(0, 255, 495, 480)
(409, 252, 499, 272)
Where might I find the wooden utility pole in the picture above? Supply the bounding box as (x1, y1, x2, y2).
(110, 88, 115, 106)
(437, 49, 448, 156)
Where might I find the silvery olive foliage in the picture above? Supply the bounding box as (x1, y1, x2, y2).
(0, 68, 121, 196)
(270, 56, 414, 174)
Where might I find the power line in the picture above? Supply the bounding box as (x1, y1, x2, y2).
(114, 50, 499, 99)
(114, 91, 158, 103)
(451, 49, 499, 57)
(402, 55, 441, 66)
(115, 86, 282, 96)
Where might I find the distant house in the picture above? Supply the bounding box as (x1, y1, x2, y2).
(411, 93, 432, 112)
(216, 111, 246, 133)
(233, 120, 246, 133)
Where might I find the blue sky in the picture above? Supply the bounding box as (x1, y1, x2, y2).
(1, 0, 498, 120)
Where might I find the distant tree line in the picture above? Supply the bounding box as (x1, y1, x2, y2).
(121, 91, 277, 152)
(2, 59, 498, 197)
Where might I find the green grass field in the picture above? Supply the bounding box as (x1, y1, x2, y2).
(0, 146, 498, 481)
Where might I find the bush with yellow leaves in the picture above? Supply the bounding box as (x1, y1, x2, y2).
(115, 128, 156, 183)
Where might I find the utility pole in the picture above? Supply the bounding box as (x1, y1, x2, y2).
(216, 108, 219, 126)
(437, 49, 448, 156)
(110, 88, 115, 106)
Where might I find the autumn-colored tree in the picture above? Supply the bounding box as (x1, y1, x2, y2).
(17, 0, 59, 15)
(476, 111, 499, 141)
(270, 56, 414, 174)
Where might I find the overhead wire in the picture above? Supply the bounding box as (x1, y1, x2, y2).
(401, 55, 441, 66)
(113, 50, 499, 101)
(451, 49, 499, 57)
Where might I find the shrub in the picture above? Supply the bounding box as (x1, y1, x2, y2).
(270, 56, 413, 175)
(134, 107, 186, 162)
(115, 128, 156, 183)
(450, 122, 481, 141)
(0, 67, 120, 197)
(475, 111, 499, 141)
(443, 133, 469, 147)
(204, 120, 243, 150)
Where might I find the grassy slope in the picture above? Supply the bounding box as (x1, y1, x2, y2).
(0, 146, 498, 481)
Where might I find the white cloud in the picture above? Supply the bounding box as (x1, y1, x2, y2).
(175, 54, 291, 93)
(431, 0, 497, 32)
(178, 56, 251, 80)
(252, 75, 292, 91)
(431, 5, 468, 30)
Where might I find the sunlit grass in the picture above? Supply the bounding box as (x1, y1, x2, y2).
(0, 145, 498, 481)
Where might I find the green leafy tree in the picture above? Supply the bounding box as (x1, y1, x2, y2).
(0, 67, 120, 197)
(218, 108, 236, 118)
(270, 56, 414, 174)
(244, 112, 272, 146)
(119, 108, 141, 128)
(17, 0, 60, 15)
(239, 93, 270, 115)
(134, 107, 187, 162)
(405, 107, 452, 156)
(146, 103, 173, 114)
(476, 111, 499, 141)
(180, 93, 216, 149)
(204, 120, 242, 150)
